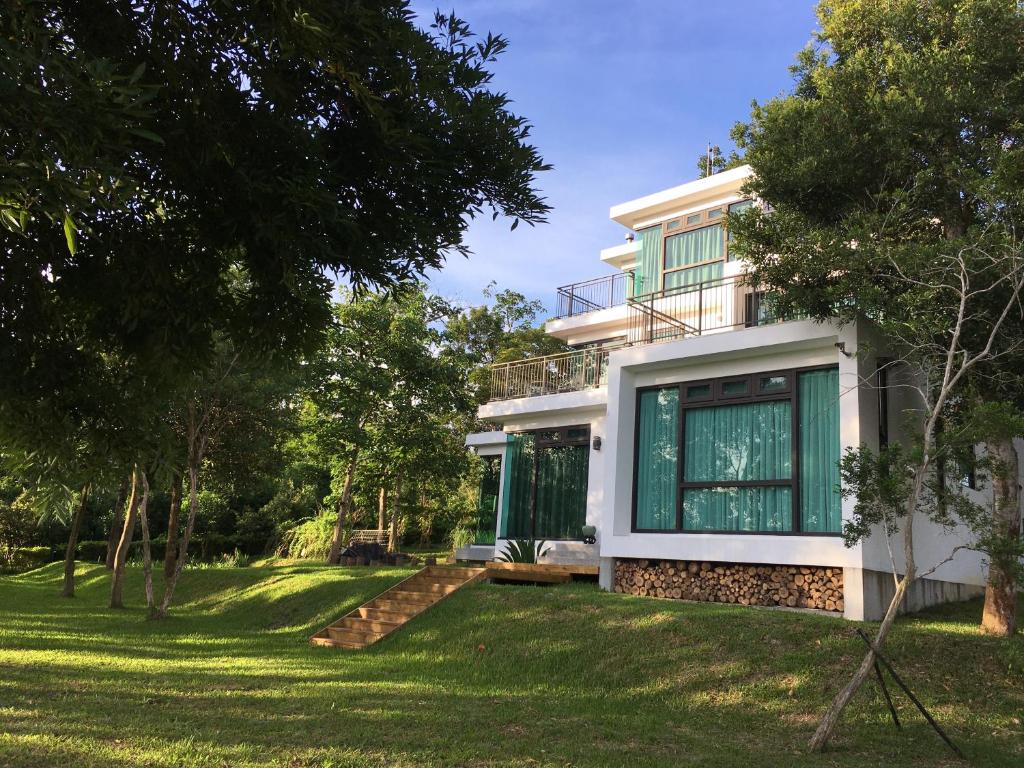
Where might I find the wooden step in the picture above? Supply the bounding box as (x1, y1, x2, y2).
(365, 599, 426, 615)
(426, 566, 481, 578)
(310, 566, 485, 650)
(354, 606, 417, 622)
(326, 626, 383, 646)
(311, 635, 362, 649)
(336, 616, 403, 634)
(400, 581, 458, 595)
(387, 589, 438, 604)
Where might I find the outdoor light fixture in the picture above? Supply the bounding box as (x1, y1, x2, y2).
(835, 341, 853, 358)
(581, 525, 597, 545)
(592, 435, 602, 451)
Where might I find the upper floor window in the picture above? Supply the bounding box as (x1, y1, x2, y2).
(633, 200, 754, 297)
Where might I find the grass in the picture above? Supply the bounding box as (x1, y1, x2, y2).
(0, 563, 1021, 768)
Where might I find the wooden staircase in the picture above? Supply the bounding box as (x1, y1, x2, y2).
(310, 565, 486, 649)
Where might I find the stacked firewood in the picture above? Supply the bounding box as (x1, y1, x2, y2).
(613, 559, 844, 612)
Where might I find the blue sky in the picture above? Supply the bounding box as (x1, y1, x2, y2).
(410, 1, 820, 314)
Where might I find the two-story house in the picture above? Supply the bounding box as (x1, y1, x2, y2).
(460, 165, 993, 621)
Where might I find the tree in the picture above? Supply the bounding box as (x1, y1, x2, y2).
(729, 0, 1024, 748)
(1, 2, 550, 592)
(445, 284, 567, 405)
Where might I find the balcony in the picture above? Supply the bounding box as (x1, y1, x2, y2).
(487, 276, 784, 402)
(489, 347, 610, 402)
(554, 273, 631, 318)
(626, 275, 776, 345)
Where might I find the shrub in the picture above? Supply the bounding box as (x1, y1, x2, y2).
(76, 540, 108, 563)
(279, 511, 335, 560)
(496, 539, 549, 564)
(7, 546, 54, 571)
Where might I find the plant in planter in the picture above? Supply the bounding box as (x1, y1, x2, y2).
(496, 539, 550, 564)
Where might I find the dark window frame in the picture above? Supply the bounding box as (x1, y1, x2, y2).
(631, 365, 842, 537)
(507, 424, 591, 541)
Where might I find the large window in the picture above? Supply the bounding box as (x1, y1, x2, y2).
(633, 367, 841, 534)
(631, 201, 754, 296)
(473, 455, 501, 545)
(501, 426, 590, 540)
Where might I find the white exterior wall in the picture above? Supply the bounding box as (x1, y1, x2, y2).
(468, 166, 1000, 619)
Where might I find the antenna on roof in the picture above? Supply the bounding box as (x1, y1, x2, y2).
(706, 142, 712, 177)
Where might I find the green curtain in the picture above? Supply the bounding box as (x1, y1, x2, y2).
(636, 388, 679, 529)
(683, 402, 792, 482)
(474, 456, 501, 544)
(633, 225, 661, 296)
(534, 444, 589, 539)
(665, 224, 723, 269)
(682, 401, 792, 532)
(500, 434, 534, 538)
(663, 261, 724, 290)
(682, 487, 792, 532)
(799, 368, 841, 532)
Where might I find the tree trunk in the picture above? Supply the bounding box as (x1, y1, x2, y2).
(164, 470, 183, 579)
(110, 468, 142, 609)
(137, 471, 155, 616)
(981, 438, 1021, 636)
(808, 575, 911, 751)
(327, 454, 359, 565)
(61, 483, 90, 597)
(809, 460, 926, 751)
(378, 487, 387, 531)
(388, 475, 403, 553)
(156, 463, 199, 618)
(105, 478, 128, 569)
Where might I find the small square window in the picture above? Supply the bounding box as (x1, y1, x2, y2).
(759, 374, 789, 394)
(686, 213, 702, 225)
(685, 383, 712, 400)
(706, 208, 723, 220)
(566, 427, 589, 442)
(720, 379, 749, 397)
(729, 200, 754, 215)
(666, 219, 681, 231)
(538, 430, 561, 443)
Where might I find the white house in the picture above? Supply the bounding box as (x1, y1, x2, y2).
(460, 165, 1000, 621)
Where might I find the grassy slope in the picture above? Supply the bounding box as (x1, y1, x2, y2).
(0, 563, 1021, 768)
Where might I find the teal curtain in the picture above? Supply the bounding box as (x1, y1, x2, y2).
(682, 487, 792, 532)
(683, 402, 792, 482)
(799, 368, 841, 532)
(633, 225, 661, 296)
(534, 445, 589, 539)
(663, 261, 724, 290)
(665, 224, 724, 269)
(682, 401, 792, 532)
(500, 434, 534, 538)
(474, 456, 501, 544)
(636, 388, 679, 529)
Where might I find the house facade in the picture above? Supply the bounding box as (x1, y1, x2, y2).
(461, 165, 995, 621)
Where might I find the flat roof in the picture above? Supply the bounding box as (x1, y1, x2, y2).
(610, 164, 752, 228)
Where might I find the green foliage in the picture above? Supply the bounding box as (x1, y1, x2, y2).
(279, 512, 337, 561)
(0, 480, 41, 569)
(496, 539, 550, 564)
(75, 540, 108, 564)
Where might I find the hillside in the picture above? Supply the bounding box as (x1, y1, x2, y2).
(0, 563, 1021, 767)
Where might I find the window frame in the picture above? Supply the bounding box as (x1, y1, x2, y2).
(506, 424, 591, 541)
(631, 365, 842, 537)
(653, 200, 754, 289)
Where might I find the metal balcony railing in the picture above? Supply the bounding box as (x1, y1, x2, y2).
(626, 275, 779, 345)
(489, 348, 610, 401)
(554, 273, 631, 318)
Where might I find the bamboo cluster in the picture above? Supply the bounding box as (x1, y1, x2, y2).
(613, 559, 844, 612)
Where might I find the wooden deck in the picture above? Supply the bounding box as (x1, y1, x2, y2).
(485, 562, 599, 584)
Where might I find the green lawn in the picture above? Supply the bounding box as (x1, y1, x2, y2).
(0, 563, 1020, 767)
